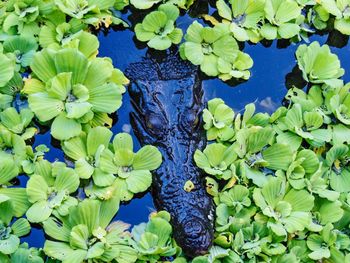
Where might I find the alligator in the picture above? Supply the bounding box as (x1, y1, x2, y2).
(126, 51, 214, 257)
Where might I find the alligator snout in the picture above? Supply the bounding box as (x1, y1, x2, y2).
(177, 219, 213, 256)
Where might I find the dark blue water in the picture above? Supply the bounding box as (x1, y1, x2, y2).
(22, 11, 350, 249)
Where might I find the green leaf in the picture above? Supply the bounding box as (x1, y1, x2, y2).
(126, 170, 152, 194)
(0, 235, 19, 255)
(262, 143, 293, 170)
(51, 113, 82, 140)
(26, 175, 48, 203)
(88, 83, 122, 113)
(31, 49, 57, 83)
(26, 200, 52, 223)
(54, 48, 88, 85)
(28, 93, 64, 122)
(11, 218, 31, 237)
(0, 54, 15, 87)
(133, 146, 162, 170)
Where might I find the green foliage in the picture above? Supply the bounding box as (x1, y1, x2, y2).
(24, 46, 127, 140)
(180, 21, 253, 79)
(134, 3, 183, 50)
(296, 41, 344, 87)
(2, 0, 350, 262)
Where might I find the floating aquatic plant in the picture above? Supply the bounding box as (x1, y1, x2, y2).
(215, 0, 265, 42)
(23, 47, 127, 140)
(296, 41, 344, 87)
(38, 17, 88, 48)
(180, 21, 253, 79)
(3, 36, 38, 70)
(0, 219, 31, 256)
(62, 128, 162, 201)
(134, 3, 183, 50)
(43, 199, 137, 263)
(2, 1, 350, 262)
(54, 0, 126, 28)
(131, 211, 178, 260)
(319, 0, 350, 35)
(25, 160, 80, 223)
(261, 0, 303, 40)
(202, 98, 235, 141)
(0, 107, 36, 140)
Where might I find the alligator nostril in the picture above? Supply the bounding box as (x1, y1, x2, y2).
(183, 220, 203, 238)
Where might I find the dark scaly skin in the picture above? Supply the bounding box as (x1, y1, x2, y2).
(126, 52, 214, 257)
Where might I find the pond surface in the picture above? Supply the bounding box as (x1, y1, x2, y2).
(23, 10, 350, 249)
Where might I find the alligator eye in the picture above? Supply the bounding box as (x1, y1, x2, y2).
(181, 110, 200, 132)
(146, 113, 164, 132)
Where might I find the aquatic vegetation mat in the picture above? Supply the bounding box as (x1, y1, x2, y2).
(1, 0, 350, 262)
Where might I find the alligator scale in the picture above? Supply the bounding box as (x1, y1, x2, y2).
(126, 52, 214, 256)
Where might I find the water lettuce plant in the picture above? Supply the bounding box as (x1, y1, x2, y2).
(131, 211, 178, 260)
(3, 1, 350, 262)
(296, 41, 345, 87)
(54, 0, 126, 27)
(215, 0, 265, 43)
(261, 0, 303, 40)
(62, 127, 162, 201)
(23, 47, 127, 140)
(43, 199, 137, 263)
(319, 0, 350, 35)
(180, 21, 253, 79)
(25, 160, 80, 223)
(134, 3, 183, 50)
(202, 98, 235, 141)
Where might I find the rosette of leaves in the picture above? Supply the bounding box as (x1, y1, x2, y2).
(218, 50, 253, 81)
(326, 82, 350, 125)
(1, 243, 44, 263)
(0, 219, 31, 256)
(0, 126, 28, 169)
(180, 21, 247, 77)
(194, 142, 237, 180)
(24, 47, 127, 140)
(134, 4, 183, 50)
(307, 223, 350, 261)
(214, 185, 257, 236)
(131, 211, 177, 260)
(1, 0, 41, 36)
(3, 36, 38, 70)
(231, 222, 286, 261)
(322, 144, 350, 193)
(38, 17, 88, 48)
(261, 0, 303, 40)
(62, 128, 162, 201)
(253, 177, 314, 236)
(0, 156, 30, 223)
(20, 144, 49, 175)
(0, 107, 36, 140)
(202, 98, 235, 141)
(25, 160, 80, 223)
(54, 0, 126, 27)
(43, 199, 137, 263)
(61, 126, 114, 184)
(319, 0, 350, 35)
(286, 149, 320, 189)
(275, 103, 331, 147)
(99, 132, 162, 201)
(296, 42, 345, 87)
(215, 0, 265, 42)
(306, 3, 330, 31)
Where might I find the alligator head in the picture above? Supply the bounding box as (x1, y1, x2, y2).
(126, 51, 214, 256)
